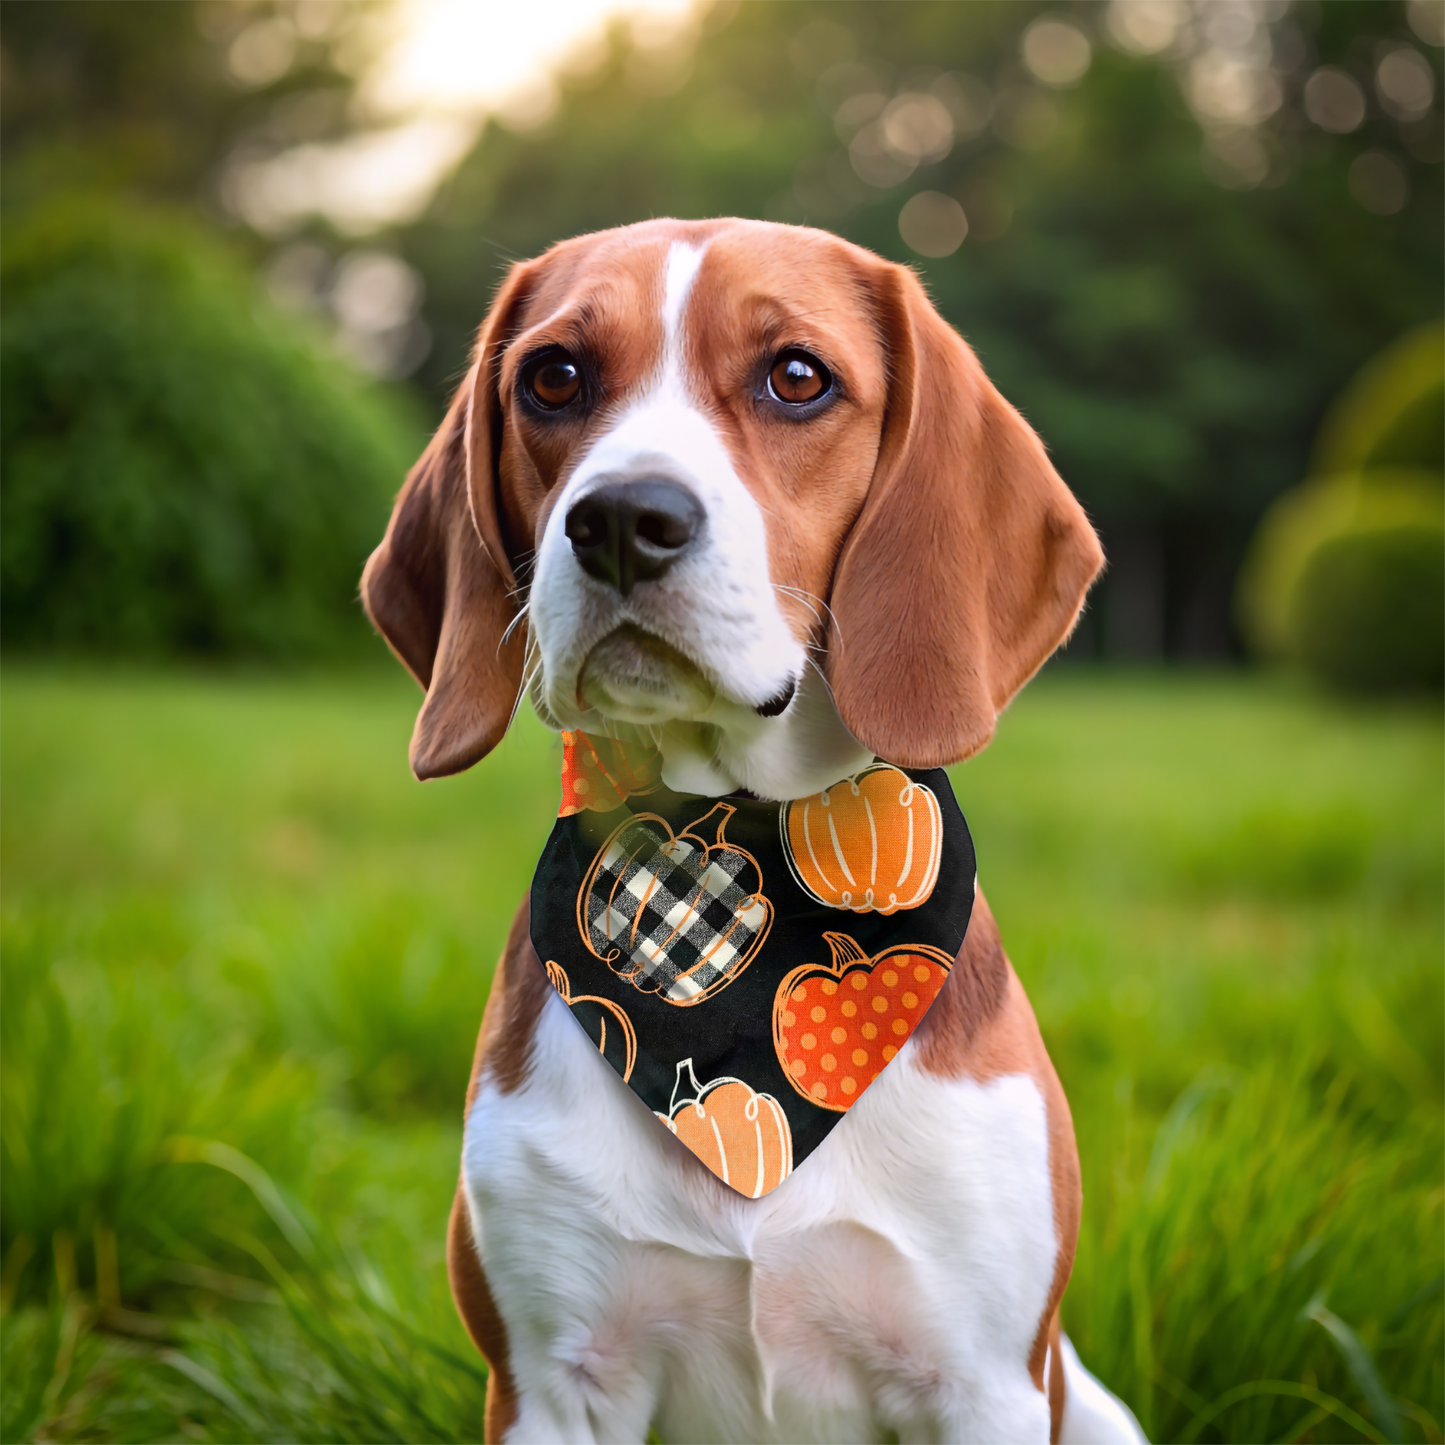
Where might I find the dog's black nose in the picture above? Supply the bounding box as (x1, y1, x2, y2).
(565, 479, 704, 597)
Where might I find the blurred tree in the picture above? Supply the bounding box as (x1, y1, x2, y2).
(3, 0, 1440, 662)
(0, 198, 420, 657)
(0, 2, 427, 659)
(0, 0, 383, 217)
(398, 0, 1443, 659)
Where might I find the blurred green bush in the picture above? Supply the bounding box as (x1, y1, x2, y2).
(1237, 323, 1444, 694)
(0, 198, 421, 658)
(1294, 526, 1443, 693)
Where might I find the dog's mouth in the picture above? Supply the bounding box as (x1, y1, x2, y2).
(754, 678, 796, 717)
(569, 625, 800, 730)
(576, 624, 717, 723)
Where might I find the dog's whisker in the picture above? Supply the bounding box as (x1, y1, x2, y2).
(512, 656, 539, 718)
(772, 584, 822, 627)
(803, 653, 842, 712)
(774, 586, 843, 663)
(506, 630, 543, 734)
(774, 584, 841, 644)
(500, 601, 532, 650)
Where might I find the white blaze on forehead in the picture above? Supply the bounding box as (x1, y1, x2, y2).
(660, 241, 707, 379)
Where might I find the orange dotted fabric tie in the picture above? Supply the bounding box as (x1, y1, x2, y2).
(531, 734, 976, 1196)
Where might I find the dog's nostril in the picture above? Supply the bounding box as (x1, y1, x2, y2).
(565, 478, 704, 596)
(565, 505, 608, 549)
(635, 512, 692, 550)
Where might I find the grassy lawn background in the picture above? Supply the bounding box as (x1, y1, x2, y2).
(1, 666, 1440, 1443)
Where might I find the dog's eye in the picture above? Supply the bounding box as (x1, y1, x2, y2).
(768, 350, 831, 406)
(523, 353, 582, 410)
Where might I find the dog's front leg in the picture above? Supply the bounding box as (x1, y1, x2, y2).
(451, 1191, 664, 1444)
(452, 1183, 668, 1444)
(458, 981, 773, 1445)
(502, 1355, 657, 1445)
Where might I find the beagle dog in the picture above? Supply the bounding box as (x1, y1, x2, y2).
(362, 219, 1145, 1444)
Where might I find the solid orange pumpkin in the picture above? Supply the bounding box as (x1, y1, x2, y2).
(657, 1059, 793, 1197)
(781, 764, 942, 915)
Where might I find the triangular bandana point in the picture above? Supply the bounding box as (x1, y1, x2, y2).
(532, 733, 976, 1196)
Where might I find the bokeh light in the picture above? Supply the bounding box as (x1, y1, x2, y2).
(1303, 67, 1367, 133)
(1377, 46, 1436, 121)
(1408, 0, 1445, 46)
(1105, 0, 1189, 55)
(1021, 17, 1093, 87)
(898, 190, 969, 257)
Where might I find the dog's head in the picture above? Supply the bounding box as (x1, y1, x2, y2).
(362, 219, 1102, 801)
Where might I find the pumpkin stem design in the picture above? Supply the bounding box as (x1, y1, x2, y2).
(822, 931, 872, 969)
(657, 1063, 795, 1196)
(671, 1057, 706, 1115)
(677, 801, 738, 851)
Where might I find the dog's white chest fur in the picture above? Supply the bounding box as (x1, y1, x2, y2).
(463, 990, 1059, 1443)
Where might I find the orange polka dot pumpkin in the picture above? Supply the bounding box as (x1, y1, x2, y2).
(773, 931, 954, 1112)
(657, 1060, 793, 1197)
(780, 765, 943, 915)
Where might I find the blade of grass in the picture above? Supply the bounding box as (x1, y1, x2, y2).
(1275, 1405, 1329, 1443)
(1142, 1065, 1241, 1198)
(167, 1137, 315, 1260)
(159, 1347, 264, 1433)
(1304, 1295, 1405, 1444)
(1386, 1273, 1445, 1333)
(1180, 1380, 1388, 1445)
(1396, 1399, 1445, 1445)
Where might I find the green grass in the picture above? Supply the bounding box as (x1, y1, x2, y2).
(1, 665, 1440, 1444)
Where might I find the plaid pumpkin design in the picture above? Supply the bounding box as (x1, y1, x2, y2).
(577, 802, 773, 1005)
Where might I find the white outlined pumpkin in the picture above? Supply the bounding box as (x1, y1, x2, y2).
(543, 959, 638, 1082)
(656, 1059, 793, 1197)
(576, 802, 773, 1006)
(780, 765, 943, 915)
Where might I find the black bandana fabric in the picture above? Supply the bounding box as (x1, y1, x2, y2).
(530, 748, 976, 1196)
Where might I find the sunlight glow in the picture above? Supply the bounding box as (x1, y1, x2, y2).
(230, 0, 702, 233)
(365, 0, 699, 123)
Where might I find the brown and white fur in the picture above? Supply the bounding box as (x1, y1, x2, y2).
(362, 219, 1146, 1444)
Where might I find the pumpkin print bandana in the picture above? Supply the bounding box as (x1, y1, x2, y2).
(530, 732, 976, 1197)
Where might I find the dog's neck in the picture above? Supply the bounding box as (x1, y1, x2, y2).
(560, 665, 874, 803)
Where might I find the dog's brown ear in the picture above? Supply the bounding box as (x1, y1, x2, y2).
(361, 264, 534, 780)
(826, 263, 1103, 769)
